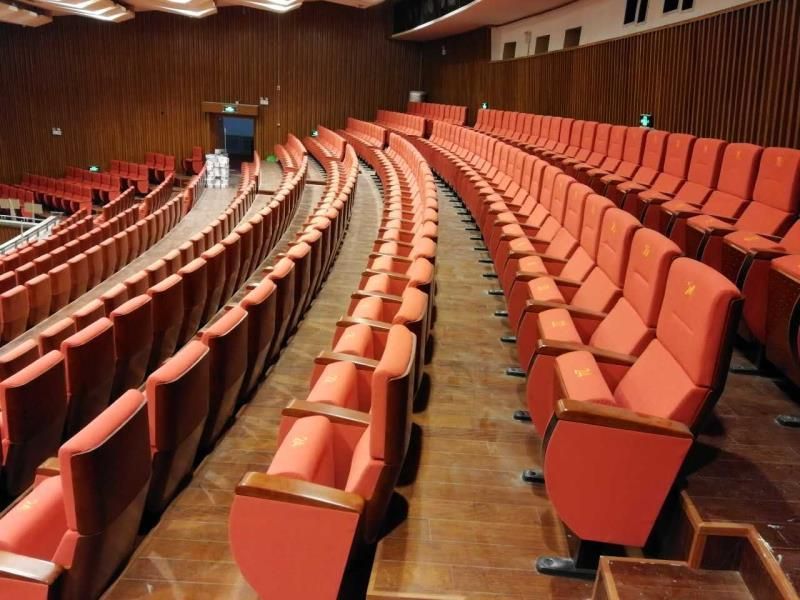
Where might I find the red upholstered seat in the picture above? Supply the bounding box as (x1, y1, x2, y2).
(145, 340, 210, 515)
(176, 258, 209, 345)
(0, 390, 151, 599)
(541, 259, 741, 555)
(147, 274, 184, 373)
(515, 209, 640, 370)
(61, 317, 116, 437)
(200, 243, 227, 324)
(0, 286, 30, 343)
(199, 306, 249, 450)
(526, 229, 682, 434)
(0, 351, 68, 497)
(267, 258, 297, 356)
(109, 294, 154, 399)
(0, 339, 39, 382)
(230, 326, 416, 599)
(38, 318, 77, 355)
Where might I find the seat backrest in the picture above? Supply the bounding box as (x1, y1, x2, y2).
(614, 258, 742, 429)
(566, 120, 584, 150)
(578, 194, 616, 260)
(620, 127, 648, 169)
(110, 294, 154, 397)
(0, 339, 39, 381)
(61, 317, 116, 436)
(39, 317, 77, 355)
(637, 129, 668, 176)
(57, 389, 150, 599)
(606, 126, 627, 161)
(685, 138, 726, 188)
(145, 340, 210, 512)
(548, 174, 572, 224)
(662, 133, 695, 178)
(369, 324, 415, 467)
(702, 143, 762, 216)
(562, 183, 593, 240)
(0, 350, 68, 496)
(736, 147, 800, 234)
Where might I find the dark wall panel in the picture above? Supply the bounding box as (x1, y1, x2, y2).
(422, 0, 800, 149)
(0, 3, 421, 182)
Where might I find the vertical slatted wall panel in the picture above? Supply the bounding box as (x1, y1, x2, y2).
(422, 0, 800, 149)
(0, 3, 420, 182)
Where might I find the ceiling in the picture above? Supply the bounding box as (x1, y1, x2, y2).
(0, 0, 382, 27)
(392, 0, 576, 41)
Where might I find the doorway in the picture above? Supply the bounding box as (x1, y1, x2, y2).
(210, 115, 256, 170)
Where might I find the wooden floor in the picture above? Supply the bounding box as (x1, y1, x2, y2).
(99, 162, 800, 599)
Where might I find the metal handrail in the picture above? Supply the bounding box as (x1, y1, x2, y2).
(0, 215, 60, 254)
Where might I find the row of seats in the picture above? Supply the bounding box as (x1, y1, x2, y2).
(0, 183, 38, 216)
(98, 187, 136, 222)
(0, 214, 93, 275)
(315, 126, 347, 161)
(182, 146, 204, 176)
(229, 130, 437, 600)
(108, 160, 149, 195)
(274, 133, 307, 175)
(0, 150, 311, 599)
(0, 200, 182, 342)
(144, 152, 176, 184)
(407, 100, 467, 127)
(19, 174, 93, 213)
(138, 174, 174, 217)
(375, 109, 425, 137)
(63, 167, 122, 204)
(343, 117, 387, 149)
(414, 120, 744, 571)
(473, 108, 800, 387)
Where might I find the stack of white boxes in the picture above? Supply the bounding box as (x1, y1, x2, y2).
(205, 151, 230, 189)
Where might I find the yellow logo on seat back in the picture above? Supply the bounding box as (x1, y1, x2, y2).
(323, 375, 338, 384)
(291, 436, 308, 448)
(574, 368, 592, 378)
(551, 320, 567, 328)
(642, 244, 651, 257)
(684, 282, 696, 297)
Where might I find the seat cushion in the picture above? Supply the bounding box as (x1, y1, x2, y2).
(723, 230, 782, 253)
(334, 324, 374, 358)
(307, 362, 359, 409)
(687, 214, 732, 232)
(0, 476, 67, 561)
(771, 254, 800, 281)
(555, 351, 615, 404)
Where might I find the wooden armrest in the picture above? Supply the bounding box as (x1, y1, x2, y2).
(35, 457, 60, 478)
(282, 398, 371, 428)
(537, 340, 634, 366)
(336, 316, 391, 331)
(375, 239, 414, 249)
(510, 253, 568, 264)
(235, 473, 365, 513)
(0, 550, 62, 586)
(361, 269, 410, 281)
(369, 252, 413, 263)
(351, 290, 403, 303)
(555, 398, 692, 438)
(547, 275, 582, 287)
(314, 351, 379, 370)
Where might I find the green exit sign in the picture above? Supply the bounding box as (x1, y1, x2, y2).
(481, 102, 489, 109)
(88, 165, 100, 173)
(640, 113, 654, 128)
(223, 105, 237, 114)
(311, 129, 319, 137)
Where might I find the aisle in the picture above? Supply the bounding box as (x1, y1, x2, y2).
(367, 179, 592, 599)
(104, 164, 382, 599)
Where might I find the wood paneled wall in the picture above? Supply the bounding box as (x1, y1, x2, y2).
(0, 3, 421, 182)
(422, 0, 800, 149)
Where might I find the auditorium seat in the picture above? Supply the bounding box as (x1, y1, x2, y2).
(539, 258, 741, 568)
(515, 209, 640, 370)
(38, 318, 77, 355)
(0, 351, 68, 498)
(266, 258, 297, 357)
(239, 279, 278, 399)
(0, 390, 150, 599)
(638, 138, 727, 229)
(109, 295, 154, 399)
(67, 253, 89, 301)
(48, 263, 71, 313)
(686, 147, 800, 270)
(199, 306, 249, 450)
(24, 274, 51, 327)
(0, 288, 28, 343)
(61, 317, 116, 437)
(200, 244, 227, 324)
(525, 229, 682, 432)
(229, 326, 414, 599)
(0, 339, 39, 382)
(176, 258, 209, 345)
(71, 299, 105, 330)
(572, 125, 627, 183)
(144, 341, 210, 515)
(656, 143, 762, 250)
(183, 146, 204, 175)
(99, 283, 130, 314)
(600, 129, 668, 201)
(147, 274, 185, 373)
